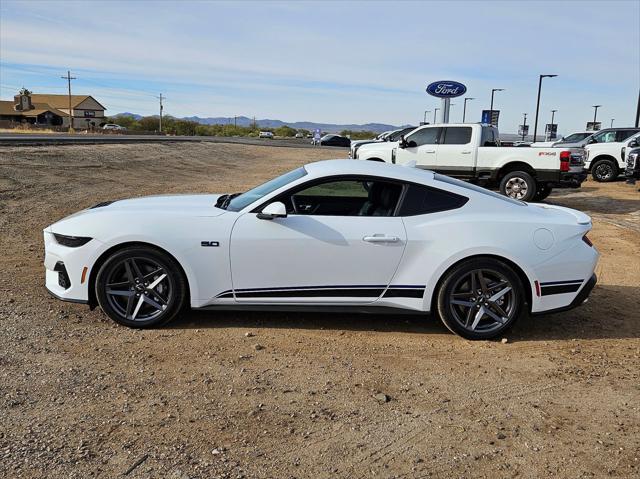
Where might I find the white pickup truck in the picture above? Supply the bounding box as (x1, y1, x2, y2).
(353, 123, 586, 202)
(585, 131, 640, 182)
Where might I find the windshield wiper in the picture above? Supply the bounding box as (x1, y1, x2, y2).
(216, 192, 242, 210)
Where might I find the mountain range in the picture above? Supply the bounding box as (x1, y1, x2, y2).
(114, 113, 406, 133)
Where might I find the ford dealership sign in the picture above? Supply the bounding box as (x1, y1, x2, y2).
(426, 81, 467, 98)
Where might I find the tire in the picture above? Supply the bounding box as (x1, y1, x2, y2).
(95, 246, 187, 328)
(436, 258, 525, 340)
(533, 182, 553, 202)
(499, 171, 536, 201)
(591, 159, 618, 182)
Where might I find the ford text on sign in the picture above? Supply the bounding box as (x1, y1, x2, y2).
(426, 81, 467, 98)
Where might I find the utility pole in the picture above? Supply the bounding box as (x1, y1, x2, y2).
(156, 93, 164, 133)
(592, 105, 601, 125)
(521, 113, 527, 141)
(61, 70, 76, 133)
(234, 116, 237, 128)
(490, 88, 504, 127)
(433, 108, 439, 124)
(423, 110, 430, 124)
(462, 97, 474, 123)
(533, 74, 557, 142)
(610, 118, 615, 128)
(636, 89, 640, 127)
(549, 109, 557, 140)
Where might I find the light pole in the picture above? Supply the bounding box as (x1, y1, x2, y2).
(610, 118, 614, 128)
(434, 108, 440, 124)
(521, 113, 527, 141)
(548, 109, 557, 140)
(462, 97, 474, 123)
(533, 74, 557, 142)
(592, 105, 601, 125)
(423, 110, 431, 124)
(490, 88, 504, 124)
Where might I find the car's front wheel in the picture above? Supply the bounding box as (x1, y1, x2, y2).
(436, 258, 525, 340)
(95, 246, 187, 328)
(591, 159, 618, 182)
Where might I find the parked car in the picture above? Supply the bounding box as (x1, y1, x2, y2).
(259, 131, 274, 139)
(319, 134, 350, 147)
(625, 147, 640, 181)
(44, 159, 598, 340)
(550, 131, 594, 148)
(102, 124, 126, 131)
(585, 132, 640, 182)
(354, 123, 586, 202)
(294, 132, 304, 138)
(349, 126, 418, 159)
(556, 128, 640, 149)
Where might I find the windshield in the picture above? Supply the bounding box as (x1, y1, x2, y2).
(562, 133, 591, 142)
(225, 167, 307, 211)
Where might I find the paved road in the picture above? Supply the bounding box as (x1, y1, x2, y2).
(0, 133, 347, 150)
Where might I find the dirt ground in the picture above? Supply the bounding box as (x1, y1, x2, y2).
(1, 142, 638, 479)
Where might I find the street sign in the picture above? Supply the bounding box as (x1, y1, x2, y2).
(426, 81, 466, 98)
(586, 122, 601, 131)
(518, 124, 529, 136)
(482, 110, 500, 127)
(545, 123, 558, 140)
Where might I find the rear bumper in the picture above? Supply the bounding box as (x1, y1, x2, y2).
(549, 170, 587, 188)
(532, 273, 597, 316)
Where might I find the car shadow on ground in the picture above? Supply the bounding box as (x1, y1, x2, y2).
(168, 285, 639, 342)
(546, 192, 640, 215)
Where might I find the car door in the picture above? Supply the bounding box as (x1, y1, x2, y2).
(435, 126, 475, 177)
(395, 126, 441, 168)
(229, 177, 407, 303)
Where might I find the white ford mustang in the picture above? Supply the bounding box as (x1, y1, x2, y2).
(44, 160, 598, 339)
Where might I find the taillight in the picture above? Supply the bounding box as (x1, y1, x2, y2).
(582, 234, 593, 247)
(560, 151, 571, 172)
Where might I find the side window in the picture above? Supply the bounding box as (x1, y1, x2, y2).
(442, 127, 472, 145)
(398, 184, 468, 216)
(616, 130, 639, 142)
(593, 131, 616, 143)
(406, 127, 440, 147)
(285, 178, 403, 217)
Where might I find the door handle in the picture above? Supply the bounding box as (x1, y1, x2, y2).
(425, 150, 436, 153)
(461, 151, 472, 154)
(363, 235, 400, 243)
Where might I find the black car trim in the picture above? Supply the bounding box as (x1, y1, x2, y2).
(533, 274, 597, 315)
(215, 284, 426, 299)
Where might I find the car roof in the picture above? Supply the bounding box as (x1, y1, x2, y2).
(304, 159, 435, 184)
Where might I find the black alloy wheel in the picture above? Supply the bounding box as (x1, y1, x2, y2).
(95, 246, 186, 328)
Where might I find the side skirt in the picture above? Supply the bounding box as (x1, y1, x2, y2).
(194, 304, 425, 315)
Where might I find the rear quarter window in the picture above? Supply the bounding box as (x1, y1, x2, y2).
(399, 184, 468, 216)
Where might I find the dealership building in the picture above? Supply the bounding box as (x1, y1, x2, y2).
(0, 89, 106, 128)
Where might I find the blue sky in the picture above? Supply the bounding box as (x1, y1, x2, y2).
(1, 0, 638, 133)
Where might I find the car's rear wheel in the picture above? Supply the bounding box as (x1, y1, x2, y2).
(436, 258, 525, 340)
(591, 159, 617, 182)
(499, 171, 536, 201)
(95, 246, 187, 328)
(533, 182, 553, 202)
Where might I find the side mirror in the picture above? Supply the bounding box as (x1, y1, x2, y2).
(629, 139, 639, 148)
(257, 201, 287, 220)
(398, 135, 406, 148)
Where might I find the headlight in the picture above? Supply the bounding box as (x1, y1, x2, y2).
(53, 233, 92, 247)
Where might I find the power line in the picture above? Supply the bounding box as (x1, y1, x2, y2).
(61, 70, 76, 133)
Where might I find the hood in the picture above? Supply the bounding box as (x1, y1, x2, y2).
(357, 141, 398, 152)
(47, 194, 227, 235)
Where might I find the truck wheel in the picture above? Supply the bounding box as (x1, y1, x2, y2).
(499, 171, 536, 201)
(533, 183, 553, 202)
(591, 159, 618, 182)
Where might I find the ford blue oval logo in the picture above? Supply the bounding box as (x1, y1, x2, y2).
(426, 81, 467, 98)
